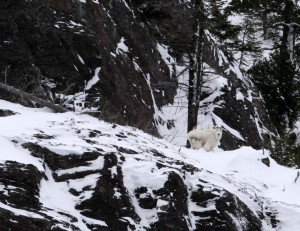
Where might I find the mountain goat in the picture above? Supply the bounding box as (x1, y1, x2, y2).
(187, 128, 223, 152)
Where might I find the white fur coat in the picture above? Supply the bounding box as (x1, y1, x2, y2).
(187, 128, 222, 151)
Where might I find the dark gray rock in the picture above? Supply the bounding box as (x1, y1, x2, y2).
(261, 157, 271, 167)
(0, 161, 80, 230)
(0, 109, 17, 117)
(22, 142, 101, 171)
(0, 161, 42, 211)
(76, 153, 139, 231)
(135, 186, 157, 209)
(0, 207, 56, 231)
(151, 171, 190, 231)
(191, 181, 262, 231)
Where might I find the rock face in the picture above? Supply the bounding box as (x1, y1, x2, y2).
(0, 0, 276, 148)
(0, 0, 177, 135)
(3, 142, 264, 231)
(201, 34, 278, 150)
(191, 182, 262, 230)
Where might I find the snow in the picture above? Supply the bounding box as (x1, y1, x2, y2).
(77, 54, 85, 64)
(116, 37, 129, 54)
(228, 14, 244, 26)
(236, 90, 245, 101)
(0, 201, 44, 219)
(156, 43, 175, 77)
(121, 0, 131, 10)
(0, 136, 44, 171)
(145, 73, 161, 125)
(40, 166, 107, 230)
(0, 99, 300, 230)
(56, 20, 84, 29)
(85, 67, 101, 90)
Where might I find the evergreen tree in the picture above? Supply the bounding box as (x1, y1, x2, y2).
(226, 0, 277, 40)
(232, 14, 262, 70)
(264, 130, 300, 168)
(248, 51, 300, 131)
(186, 0, 236, 134)
(206, 0, 240, 45)
(277, 0, 300, 63)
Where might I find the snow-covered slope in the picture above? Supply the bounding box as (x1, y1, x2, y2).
(0, 99, 299, 231)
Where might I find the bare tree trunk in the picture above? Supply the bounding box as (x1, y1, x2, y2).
(194, 22, 205, 122)
(187, 55, 196, 134)
(186, 0, 205, 147)
(0, 83, 68, 113)
(238, 17, 250, 68)
(262, 10, 269, 40)
(280, 0, 295, 59)
(187, 0, 205, 132)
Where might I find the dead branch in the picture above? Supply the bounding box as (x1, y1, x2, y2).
(294, 171, 300, 183)
(0, 83, 68, 113)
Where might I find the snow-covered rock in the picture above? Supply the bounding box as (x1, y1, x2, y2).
(0, 100, 299, 230)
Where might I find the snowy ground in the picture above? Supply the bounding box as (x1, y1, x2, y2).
(0, 100, 300, 230)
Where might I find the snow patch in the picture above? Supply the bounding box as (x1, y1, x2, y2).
(85, 67, 101, 90)
(156, 43, 175, 78)
(77, 54, 85, 64)
(116, 37, 129, 54)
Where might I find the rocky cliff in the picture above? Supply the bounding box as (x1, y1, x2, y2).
(0, 0, 177, 136)
(0, 0, 276, 150)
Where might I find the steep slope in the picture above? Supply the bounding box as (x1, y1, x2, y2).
(135, 0, 277, 149)
(154, 36, 277, 150)
(0, 100, 300, 231)
(0, 0, 177, 135)
(0, 0, 276, 150)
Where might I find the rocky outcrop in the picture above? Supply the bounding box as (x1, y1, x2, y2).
(0, 161, 79, 231)
(191, 181, 262, 230)
(201, 34, 278, 150)
(76, 153, 139, 231)
(0, 161, 42, 211)
(13, 142, 265, 231)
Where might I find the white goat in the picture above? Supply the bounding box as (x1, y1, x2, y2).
(187, 128, 222, 151)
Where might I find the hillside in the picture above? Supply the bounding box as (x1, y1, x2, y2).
(0, 0, 300, 230)
(0, 99, 299, 231)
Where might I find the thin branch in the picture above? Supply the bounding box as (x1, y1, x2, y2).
(294, 171, 300, 183)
